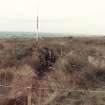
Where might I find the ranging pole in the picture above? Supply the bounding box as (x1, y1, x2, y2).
(36, 15, 39, 41)
(36, 5, 39, 41)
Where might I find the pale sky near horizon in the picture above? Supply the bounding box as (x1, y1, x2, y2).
(0, 0, 105, 35)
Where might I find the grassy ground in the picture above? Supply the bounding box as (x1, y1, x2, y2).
(0, 37, 105, 104)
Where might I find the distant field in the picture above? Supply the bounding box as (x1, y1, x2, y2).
(0, 37, 105, 105)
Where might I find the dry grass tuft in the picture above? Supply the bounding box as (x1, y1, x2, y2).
(0, 69, 14, 85)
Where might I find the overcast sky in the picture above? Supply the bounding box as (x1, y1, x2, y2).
(0, 0, 105, 34)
